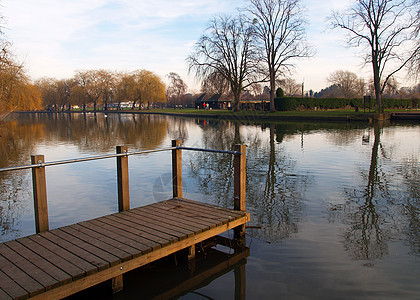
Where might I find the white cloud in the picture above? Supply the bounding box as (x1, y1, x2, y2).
(3, 0, 410, 92)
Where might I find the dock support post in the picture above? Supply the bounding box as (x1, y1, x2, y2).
(172, 140, 183, 198)
(31, 155, 49, 233)
(115, 146, 129, 293)
(234, 264, 246, 300)
(234, 145, 246, 241)
(116, 146, 130, 212)
(112, 274, 123, 293)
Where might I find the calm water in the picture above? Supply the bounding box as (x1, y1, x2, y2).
(0, 112, 419, 299)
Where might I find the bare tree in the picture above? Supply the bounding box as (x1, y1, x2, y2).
(200, 71, 231, 97)
(277, 77, 303, 96)
(187, 14, 259, 111)
(327, 70, 365, 98)
(245, 0, 313, 111)
(330, 0, 420, 115)
(166, 72, 187, 106)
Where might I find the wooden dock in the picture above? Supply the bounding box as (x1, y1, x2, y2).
(0, 140, 249, 299)
(0, 198, 249, 299)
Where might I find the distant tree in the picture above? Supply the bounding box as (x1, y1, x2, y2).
(187, 14, 259, 111)
(74, 70, 105, 111)
(200, 71, 231, 98)
(166, 72, 187, 106)
(314, 84, 343, 98)
(245, 0, 314, 111)
(277, 77, 302, 96)
(327, 70, 364, 98)
(330, 0, 420, 115)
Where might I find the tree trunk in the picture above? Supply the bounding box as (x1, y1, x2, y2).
(372, 53, 382, 117)
(270, 75, 276, 112)
(233, 92, 242, 111)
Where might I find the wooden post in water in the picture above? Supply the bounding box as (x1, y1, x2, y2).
(172, 140, 183, 198)
(234, 145, 246, 240)
(114, 146, 129, 293)
(116, 146, 130, 212)
(31, 155, 49, 233)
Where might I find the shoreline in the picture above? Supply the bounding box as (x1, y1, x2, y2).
(13, 109, 420, 123)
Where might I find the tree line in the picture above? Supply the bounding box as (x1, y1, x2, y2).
(187, 0, 419, 113)
(36, 69, 166, 111)
(1, 0, 419, 113)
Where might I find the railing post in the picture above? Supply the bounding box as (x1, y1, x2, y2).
(172, 140, 183, 198)
(116, 146, 130, 212)
(234, 144, 246, 240)
(31, 155, 49, 233)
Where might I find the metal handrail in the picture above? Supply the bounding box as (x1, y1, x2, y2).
(0, 146, 242, 173)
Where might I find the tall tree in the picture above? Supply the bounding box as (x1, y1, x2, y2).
(330, 0, 420, 116)
(166, 72, 187, 106)
(187, 14, 259, 111)
(327, 70, 365, 98)
(245, 0, 313, 112)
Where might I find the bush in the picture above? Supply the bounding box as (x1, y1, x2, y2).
(273, 97, 412, 111)
(274, 97, 297, 111)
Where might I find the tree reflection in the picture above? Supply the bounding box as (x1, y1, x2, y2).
(399, 156, 420, 256)
(331, 123, 420, 260)
(0, 113, 168, 241)
(188, 120, 309, 243)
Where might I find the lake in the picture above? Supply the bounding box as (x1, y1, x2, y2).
(0, 112, 419, 299)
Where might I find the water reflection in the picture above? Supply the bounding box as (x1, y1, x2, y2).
(68, 245, 250, 300)
(330, 123, 420, 260)
(188, 120, 309, 243)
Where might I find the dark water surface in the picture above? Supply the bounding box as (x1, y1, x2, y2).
(0, 113, 419, 299)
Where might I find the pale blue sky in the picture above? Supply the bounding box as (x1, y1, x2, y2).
(3, 0, 408, 93)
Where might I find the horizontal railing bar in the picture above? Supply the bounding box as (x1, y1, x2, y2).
(178, 146, 241, 155)
(0, 146, 242, 173)
(0, 147, 177, 173)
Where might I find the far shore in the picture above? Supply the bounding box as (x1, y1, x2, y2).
(14, 108, 420, 123)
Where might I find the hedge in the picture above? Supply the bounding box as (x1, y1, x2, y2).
(274, 97, 413, 111)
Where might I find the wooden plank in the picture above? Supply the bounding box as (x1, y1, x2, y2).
(0, 286, 12, 300)
(129, 209, 200, 236)
(28, 234, 98, 276)
(95, 215, 169, 249)
(125, 210, 193, 239)
(68, 224, 140, 259)
(107, 212, 177, 244)
(0, 244, 59, 291)
(59, 226, 132, 262)
(87, 218, 160, 253)
(0, 252, 44, 297)
(164, 199, 241, 223)
(152, 201, 228, 227)
(139, 203, 217, 229)
(4, 240, 71, 286)
(0, 269, 27, 300)
(17, 237, 85, 281)
(78, 219, 153, 254)
(174, 198, 243, 220)
(30, 215, 250, 300)
(128, 210, 194, 239)
(41, 230, 114, 271)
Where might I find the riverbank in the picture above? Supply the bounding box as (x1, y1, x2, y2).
(17, 109, 420, 123)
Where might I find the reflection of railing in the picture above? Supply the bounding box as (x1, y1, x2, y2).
(0, 140, 247, 237)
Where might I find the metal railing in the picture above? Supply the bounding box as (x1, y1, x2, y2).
(0, 140, 246, 237)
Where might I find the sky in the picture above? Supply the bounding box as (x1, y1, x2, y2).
(1, 0, 413, 93)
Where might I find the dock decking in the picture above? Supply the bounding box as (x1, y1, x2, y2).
(0, 140, 249, 299)
(0, 197, 249, 299)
